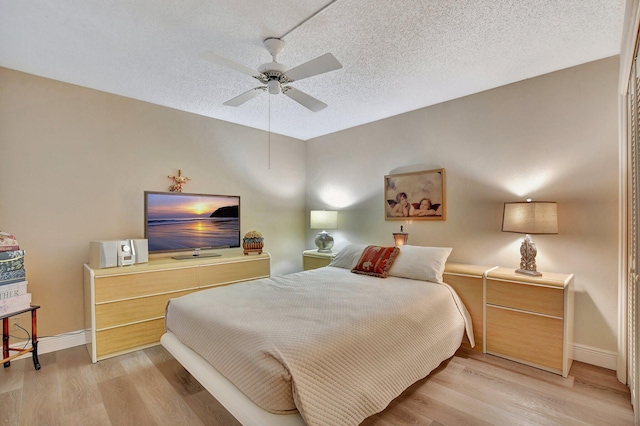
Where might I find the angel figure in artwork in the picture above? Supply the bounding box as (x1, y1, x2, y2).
(168, 170, 191, 192)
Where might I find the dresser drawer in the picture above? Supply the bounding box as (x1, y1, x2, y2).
(486, 279, 564, 317)
(486, 305, 564, 372)
(95, 289, 195, 329)
(199, 258, 270, 287)
(95, 318, 165, 359)
(95, 267, 199, 302)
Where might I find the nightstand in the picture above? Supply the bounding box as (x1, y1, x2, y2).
(303, 250, 336, 270)
(485, 267, 574, 377)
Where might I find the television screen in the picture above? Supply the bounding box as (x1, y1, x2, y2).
(144, 191, 240, 253)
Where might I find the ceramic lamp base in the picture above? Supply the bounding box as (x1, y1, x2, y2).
(315, 231, 334, 253)
(516, 235, 542, 276)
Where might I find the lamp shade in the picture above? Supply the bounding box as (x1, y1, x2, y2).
(393, 233, 408, 246)
(502, 202, 558, 234)
(310, 210, 338, 230)
(393, 225, 408, 246)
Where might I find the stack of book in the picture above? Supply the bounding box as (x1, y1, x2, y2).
(0, 232, 31, 315)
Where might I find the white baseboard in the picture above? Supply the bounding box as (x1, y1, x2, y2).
(40, 330, 87, 354)
(8, 330, 619, 374)
(572, 342, 618, 370)
(10, 329, 87, 362)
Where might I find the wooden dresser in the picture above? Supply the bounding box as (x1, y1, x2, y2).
(83, 250, 270, 363)
(485, 267, 574, 377)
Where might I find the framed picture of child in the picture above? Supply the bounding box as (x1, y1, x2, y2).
(384, 168, 446, 220)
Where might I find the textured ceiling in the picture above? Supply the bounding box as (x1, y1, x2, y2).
(0, 1, 625, 140)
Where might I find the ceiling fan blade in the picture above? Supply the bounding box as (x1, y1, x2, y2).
(282, 87, 327, 112)
(284, 53, 342, 82)
(201, 51, 261, 78)
(223, 87, 266, 107)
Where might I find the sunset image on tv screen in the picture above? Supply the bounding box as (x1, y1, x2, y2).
(145, 192, 240, 252)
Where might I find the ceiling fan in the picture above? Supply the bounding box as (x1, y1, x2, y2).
(202, 38, 342, 112)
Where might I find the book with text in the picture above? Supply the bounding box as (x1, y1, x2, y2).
(0, 281, 27, 300)
(0, 293, 31, 316)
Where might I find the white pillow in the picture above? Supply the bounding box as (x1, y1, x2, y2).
(388, 245, 453, 283)
(328, 244, 368, 269)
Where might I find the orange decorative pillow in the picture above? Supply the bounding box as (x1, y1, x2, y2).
(351, 245, 400, 278)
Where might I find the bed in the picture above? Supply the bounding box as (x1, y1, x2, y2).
(162, 244, 478, 426)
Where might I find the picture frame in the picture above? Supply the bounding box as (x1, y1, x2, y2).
(384, 168, 446, 220)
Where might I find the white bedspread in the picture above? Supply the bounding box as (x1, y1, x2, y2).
(165, 266, 472, 426)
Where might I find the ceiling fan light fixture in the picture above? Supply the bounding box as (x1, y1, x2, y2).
(267, 80, 281, 95)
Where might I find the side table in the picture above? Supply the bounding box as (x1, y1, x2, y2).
(485, 268, 573, 377)
(303, 249, 336, 270)
(2, 305, 41, 370)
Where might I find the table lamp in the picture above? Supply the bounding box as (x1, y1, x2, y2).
(502, 200, 558, 276)
(393, 226, 409, 246)
(310, 210, 338, 252)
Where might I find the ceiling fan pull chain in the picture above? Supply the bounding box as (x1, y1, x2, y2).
(268, 95, 271, 170)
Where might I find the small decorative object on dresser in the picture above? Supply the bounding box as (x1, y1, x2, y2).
(243, 230, 264, 255)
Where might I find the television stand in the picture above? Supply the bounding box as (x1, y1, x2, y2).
(172, 252, 221, 260)
(84, 252, 271, 362)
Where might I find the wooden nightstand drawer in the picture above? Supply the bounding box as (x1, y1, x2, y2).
(303, 256, 331, 270)
(486, 306, 564, 372)
(486, 279, 564, 317)
(303, 250, 335, 271)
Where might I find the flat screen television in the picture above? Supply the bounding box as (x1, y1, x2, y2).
(144, 191, 240, 257)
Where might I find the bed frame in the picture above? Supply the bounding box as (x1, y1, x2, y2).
(161, 332, 305, 425)
(161, 262, 489, 425)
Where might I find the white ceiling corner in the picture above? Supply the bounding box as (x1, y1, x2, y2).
(0, 0, 625, 141)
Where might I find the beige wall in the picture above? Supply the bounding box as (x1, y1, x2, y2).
(0, 67, 307, 337)
(0, 56, 621, 359)
(305, 57, 620, 354)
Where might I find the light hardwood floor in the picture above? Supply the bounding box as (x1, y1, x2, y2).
(0, 345, 633, 425)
